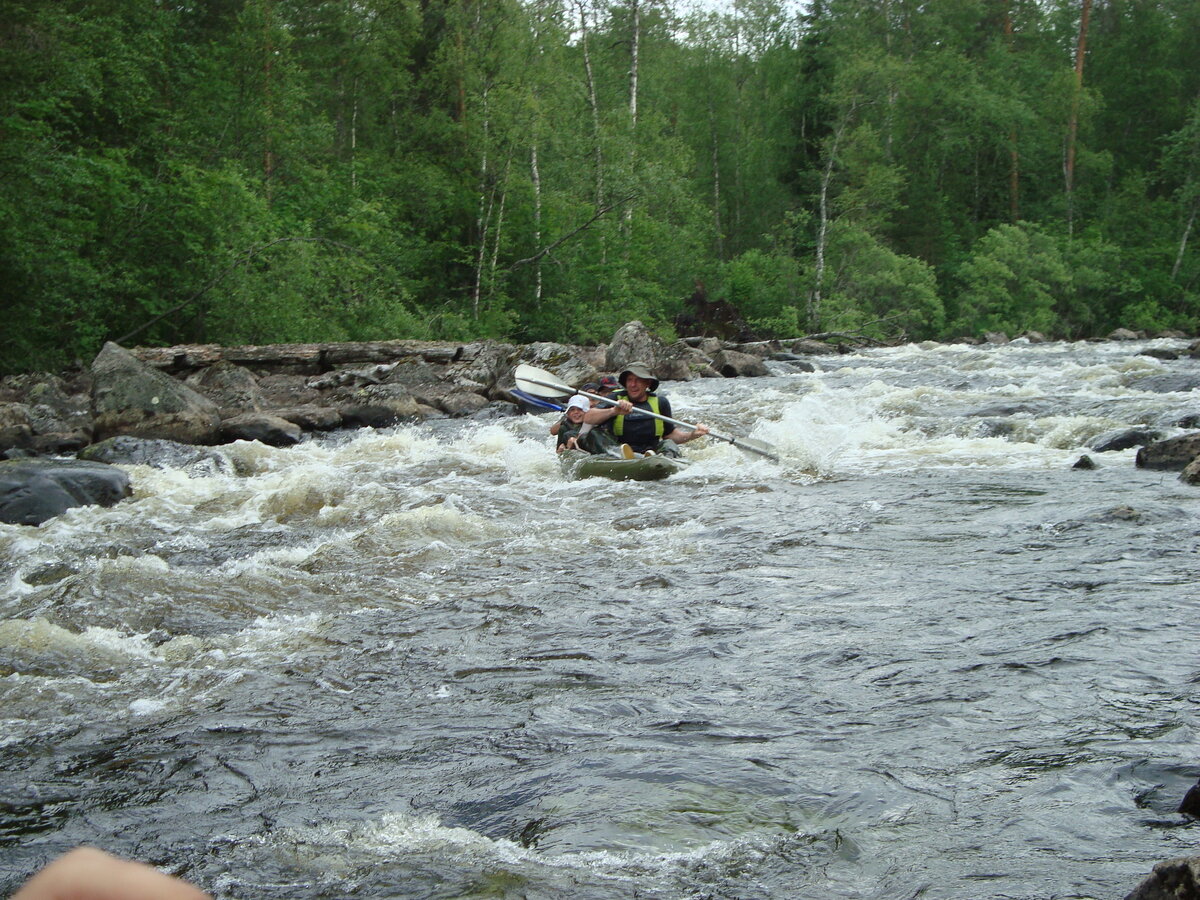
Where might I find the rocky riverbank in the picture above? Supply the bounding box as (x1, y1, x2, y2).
(3, 322, 1200, 525)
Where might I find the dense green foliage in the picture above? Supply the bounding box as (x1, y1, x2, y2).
(2, 0, 1198, 372)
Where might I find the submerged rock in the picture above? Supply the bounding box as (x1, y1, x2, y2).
(0, 458, 131, 526)
(78, 435, 229, 472)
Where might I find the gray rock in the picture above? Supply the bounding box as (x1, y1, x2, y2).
(1136, 433, 1200, 470)
(710, 349, 770, 378)
(219, 413, 302, 446)
(1110, 328, 1142, 341)
(0, 458, 131, 526)
(983, 331, 1009, 344)
(0, 402, 34, 453)
(1130, 374, 1200, 394)
(606, 321, 669, 373)
(1140, 348, 1180, 360)
(79, 435, 230, 473)
(790, 339, 841, 355)
(1072, 455, 1096, 469)
(91, 342, 221, 444)
(1124, 856, 1200, 900)
(275, 405, 342, 431)
(1182, 457, 1200, 486)
(333, 384, 422, 427)
(1090, 428, 1162, 453)
(186, 361, 266, 414)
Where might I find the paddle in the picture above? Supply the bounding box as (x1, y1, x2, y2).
(514, 363, 780, 462)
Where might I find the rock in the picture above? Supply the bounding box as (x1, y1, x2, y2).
(78, 435, 230, 472)
(1019, 331, 1049, 343)
(219, 413, 302, 446)
(790, 339, 840, 356)
(448, 341, 519, 397)
(0, 458, 131, 526)
(258, 374, 323, 408)
(91, 342, 221, 444)
(1140, 348, 1180, 360)
(185, 361, 266, 414)
(1135, 433, 1200, 470)
(1124, 856, 1200, 900)
(1180, 781, 1200, 817)
(606, 321, 670, 374)
(1182, 457, 1200, 486)
(435, 390, 492, 417)
(19, 374, 93, 438)
(710, 349, 770, 378)
(275, 405, 342, 431)
(1090, 428, 1162, 453)
(1174, 414, 1200, 429)
(32, 432, 91, 455)
(1072, 455, 1096, 469)
(1109, 327, 1142, 340)
(0, 402, 34, 453)
(983, 331, 1009, 345)
(1130, 374, 1200, 394)
(333, 384, 422, 427)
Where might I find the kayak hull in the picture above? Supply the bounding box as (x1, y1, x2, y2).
(559, 449, 688, 482)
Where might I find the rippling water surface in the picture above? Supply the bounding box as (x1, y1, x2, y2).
(3, 339, 1200, 899)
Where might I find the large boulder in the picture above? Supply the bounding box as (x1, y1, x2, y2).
(606, 321, 670, 374)
(0, 402, 34, 453)
(710, 349, 770, 378)
(91, 342, 221, 444)
(332, 384, 422, 427)
(0, 458, 131, 526)
(1136, 433, 1200, 470)
(185, 361, 266, 414)
(219, 413, 302, 446)
(1125, 856, 1200, 899)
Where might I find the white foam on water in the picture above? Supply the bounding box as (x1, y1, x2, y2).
(258, 808, 808, 892)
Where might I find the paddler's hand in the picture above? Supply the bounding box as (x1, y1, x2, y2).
(613, 399, 633, 415)
(690, 423, 709, 440)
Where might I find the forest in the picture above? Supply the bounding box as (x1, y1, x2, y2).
(2, 0, 1199, 374)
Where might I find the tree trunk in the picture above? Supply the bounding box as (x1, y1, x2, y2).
(811, 120, 847, 332)
(624, 0, 640, 236)
(1065, 0, 1093, 236)
(1004, 5, 1019, 222)
(576, 0, 604, 208)
(531, 139, 543, 305)
(710, 100, 724, 262)
(1172, 198, 1197, 282)
(472, 87, 492, 319)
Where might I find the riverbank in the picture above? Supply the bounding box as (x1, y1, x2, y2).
(3, 323, 1198, 459)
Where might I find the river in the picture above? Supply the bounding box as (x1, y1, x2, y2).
(2, 338, 1198, 899)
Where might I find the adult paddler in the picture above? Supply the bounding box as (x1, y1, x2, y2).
(584, 361, 709, 457)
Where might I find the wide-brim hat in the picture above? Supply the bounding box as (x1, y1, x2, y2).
(619, 362, 659, 392)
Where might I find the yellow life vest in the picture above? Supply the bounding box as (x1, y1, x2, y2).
(612, 391, 664, 438)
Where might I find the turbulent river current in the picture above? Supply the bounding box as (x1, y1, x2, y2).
(2, 338, 1200, 899)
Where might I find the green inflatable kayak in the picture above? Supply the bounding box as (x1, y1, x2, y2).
(558, 449, 689, 482)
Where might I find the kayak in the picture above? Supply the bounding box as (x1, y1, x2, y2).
(511, 387, 564, 413)
(558, 449, 689, 482)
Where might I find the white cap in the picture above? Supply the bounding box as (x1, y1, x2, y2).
(565, 395, 590, 414)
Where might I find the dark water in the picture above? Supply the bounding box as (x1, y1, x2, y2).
(2, 339, 1199, 898)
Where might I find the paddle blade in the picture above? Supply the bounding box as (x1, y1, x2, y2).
(710, 429, 780, 462)
(732, 437, 780, 462)
(514, 363, 572, 399)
